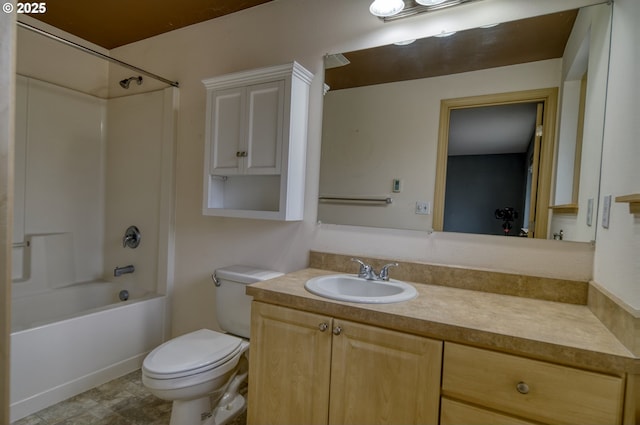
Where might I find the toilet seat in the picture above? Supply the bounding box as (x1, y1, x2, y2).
(143, 329, 245, 380)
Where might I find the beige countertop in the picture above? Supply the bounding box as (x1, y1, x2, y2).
(247, 268, 639, 375)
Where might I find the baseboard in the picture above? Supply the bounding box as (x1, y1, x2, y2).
(10, 353, 146, 423)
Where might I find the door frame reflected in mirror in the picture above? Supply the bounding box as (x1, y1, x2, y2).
(433, 87, 559, 238)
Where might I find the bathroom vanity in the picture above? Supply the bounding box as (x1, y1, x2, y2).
(246, 252, 639, 425)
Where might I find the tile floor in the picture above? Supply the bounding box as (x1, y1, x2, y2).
(11, 370, 247, 425)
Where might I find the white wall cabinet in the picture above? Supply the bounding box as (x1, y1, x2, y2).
(202, 62, 313, 220)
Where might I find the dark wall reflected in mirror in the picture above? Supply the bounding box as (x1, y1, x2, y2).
(444, 102, 538, 237)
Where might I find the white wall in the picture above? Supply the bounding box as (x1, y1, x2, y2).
(13, 77, 106, 288)
(594, 0, 640, 310)
(1, 5, 16, 422)
(16, 17, 109, 98)
(104, 89, 177, 295)
(109, 0, 604, 336)
(104, 91, 163, 293)
(551, 4, 612, 243)
(15, 26, 176, 298)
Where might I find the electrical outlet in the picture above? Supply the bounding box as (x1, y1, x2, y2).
(415, 201, 430, 215)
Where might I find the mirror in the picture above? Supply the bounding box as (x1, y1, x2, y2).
(318, 3, 611, 242)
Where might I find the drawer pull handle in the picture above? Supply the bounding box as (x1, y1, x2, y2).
(318, 322, 329, 332)
(516, 381, 530, 394)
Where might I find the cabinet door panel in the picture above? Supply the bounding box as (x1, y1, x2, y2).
(248, 302, 332, 425)
(245, 81, 284, 175)
(210, 87, 245, 175)
(329, 320, 442, 425)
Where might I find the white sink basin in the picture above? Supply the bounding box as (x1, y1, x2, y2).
(304, 274, 417, 304)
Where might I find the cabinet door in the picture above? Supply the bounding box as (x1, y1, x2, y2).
(245, 80, 284, 175)
(328, 320, 442, 425)
(247, 302, 332, 425)
(209, 86, 245, 175)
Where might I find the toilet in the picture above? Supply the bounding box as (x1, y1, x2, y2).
(142, 265, 283, 425)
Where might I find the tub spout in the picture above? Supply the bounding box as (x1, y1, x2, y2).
(114, 265, 135, 277)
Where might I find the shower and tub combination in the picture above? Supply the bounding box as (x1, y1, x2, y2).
(10, 22, 178, 423)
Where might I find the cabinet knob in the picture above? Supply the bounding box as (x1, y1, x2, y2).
(318, 322, 329, 332)
(516, 381, 530, 394)
(332, 326, 342, 335)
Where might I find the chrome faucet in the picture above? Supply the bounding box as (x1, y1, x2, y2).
(351, 258, 377, 280)
(378, 262, 399, 281)
(114, 264, 135, 277)
(351, 258, 399, 281)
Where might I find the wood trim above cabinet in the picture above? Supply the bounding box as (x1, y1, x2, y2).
(549, 203, 579, 214)
(615, 193, 640, 214)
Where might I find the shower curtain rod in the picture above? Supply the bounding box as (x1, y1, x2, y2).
(17, 21, 180, 88)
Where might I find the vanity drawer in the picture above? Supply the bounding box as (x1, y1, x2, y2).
(440, 397, 537, 425)
(442, 342, 624, 425)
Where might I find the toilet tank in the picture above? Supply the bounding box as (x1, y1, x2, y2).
(214, 265, 283, 339)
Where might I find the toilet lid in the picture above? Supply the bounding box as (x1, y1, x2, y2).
(143, 329, 244, 377)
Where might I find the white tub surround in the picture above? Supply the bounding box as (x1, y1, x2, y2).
(10, 287, 165, 423)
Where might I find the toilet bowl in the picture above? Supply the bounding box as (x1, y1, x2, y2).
(142, 329, 249, 425)
(141, 265, 282, 425)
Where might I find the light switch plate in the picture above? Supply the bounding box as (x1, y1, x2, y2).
(602, 195, 611, 229)
(392, 179, 402, 193)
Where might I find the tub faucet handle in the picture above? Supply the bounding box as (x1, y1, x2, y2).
(123, 226, 141, 248)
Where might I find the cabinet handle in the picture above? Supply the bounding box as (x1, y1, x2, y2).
(516, 381, 530, 394)
(332, 326, 342, 335)
(318, 322, 329, 332)
(241, 151, 248, 157)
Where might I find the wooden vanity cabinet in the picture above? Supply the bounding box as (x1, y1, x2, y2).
(247, 301, 443, 425)
(441, 342, 625, 425)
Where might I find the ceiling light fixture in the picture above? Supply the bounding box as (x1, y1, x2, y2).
(369, 0, 405, 17)
(415, 0, 447, 5)
(434, 30, 457, 37)
(394, 39, 417, 46)
(374, 0, 480, 22)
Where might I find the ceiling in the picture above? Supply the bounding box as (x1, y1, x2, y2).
(324, 9, 578, 90)
(27, 0, 274, 49)
(448, 103, 539, 156)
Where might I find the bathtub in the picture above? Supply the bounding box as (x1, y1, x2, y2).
(10, 281, 166, 423)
